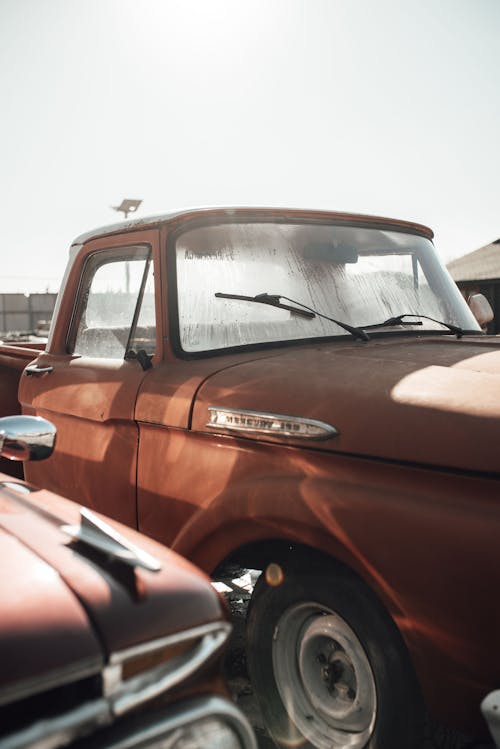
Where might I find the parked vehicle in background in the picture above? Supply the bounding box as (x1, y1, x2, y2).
(0, 415, 255, 749)
(0, 207, 499, 748)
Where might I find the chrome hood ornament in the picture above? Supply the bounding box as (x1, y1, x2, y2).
(62, 507, 162, 572)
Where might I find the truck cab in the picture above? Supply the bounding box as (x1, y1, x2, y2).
(3, 207, 499, 748)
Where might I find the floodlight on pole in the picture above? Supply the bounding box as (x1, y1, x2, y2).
(112, 199, 143, 220)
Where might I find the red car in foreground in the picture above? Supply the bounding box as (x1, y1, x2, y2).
(0, 415, 255, 749)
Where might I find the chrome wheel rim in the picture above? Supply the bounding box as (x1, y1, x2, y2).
(272, 602, 377, 749)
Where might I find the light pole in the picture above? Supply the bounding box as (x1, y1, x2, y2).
(112, 198, 143, 220)
(111, 200, 143, 293)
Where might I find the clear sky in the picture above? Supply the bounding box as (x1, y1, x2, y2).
(1, 0, 499, 293)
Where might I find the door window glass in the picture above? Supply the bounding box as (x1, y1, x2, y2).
(72, 247, 155, 358)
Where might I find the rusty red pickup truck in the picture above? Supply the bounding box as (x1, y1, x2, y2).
(0, 414, 255, 749)
(1, 207, 499, 749)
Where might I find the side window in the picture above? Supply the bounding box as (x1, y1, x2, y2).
(72, 247, 156, 359)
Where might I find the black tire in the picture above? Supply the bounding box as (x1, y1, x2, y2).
(246, 562, 425, 749)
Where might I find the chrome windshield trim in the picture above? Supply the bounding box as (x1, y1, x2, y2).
(207, 406, 339, 440)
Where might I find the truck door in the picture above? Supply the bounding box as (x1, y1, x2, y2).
(19, 230, 160, 528)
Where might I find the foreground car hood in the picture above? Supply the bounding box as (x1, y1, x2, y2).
(0, 517, 101, 704)
(192, 335, 500, 474)
(0, 476, 224, 702)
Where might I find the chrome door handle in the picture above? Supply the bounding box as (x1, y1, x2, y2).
(25, 364, 54, 376)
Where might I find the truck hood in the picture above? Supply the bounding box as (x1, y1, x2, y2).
(192, 335, 500, 474)
(0, 476, 224, 703)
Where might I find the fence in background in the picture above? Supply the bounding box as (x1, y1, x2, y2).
(0, 293, 57, 336)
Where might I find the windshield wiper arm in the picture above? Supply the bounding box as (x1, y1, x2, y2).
(215, 292, 370, 342)
(365, 313, 464, 338)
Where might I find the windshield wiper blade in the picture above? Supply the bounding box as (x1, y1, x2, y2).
(365, 313, 464, 338)
(215, 292, 315, 319)
(215, 292, 370, 342)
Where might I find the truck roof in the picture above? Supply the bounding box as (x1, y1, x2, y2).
(71, 206, 434, 246)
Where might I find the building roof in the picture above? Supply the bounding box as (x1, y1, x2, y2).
(447, 239, 500, 282)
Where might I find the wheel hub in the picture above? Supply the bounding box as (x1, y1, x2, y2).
(319, 650, 356, 701)
(272, 603, 377, 749)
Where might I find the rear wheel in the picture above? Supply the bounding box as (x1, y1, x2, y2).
(246, 564, 424, 749)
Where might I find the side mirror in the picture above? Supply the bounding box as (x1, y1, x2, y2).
(0, 416, 56, 462)
(468, 293, 494, 329)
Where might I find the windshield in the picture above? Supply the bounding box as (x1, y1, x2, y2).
(174, 221, 480, 352)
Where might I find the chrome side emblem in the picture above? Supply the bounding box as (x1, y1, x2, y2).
(207, 407, 338, 440)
